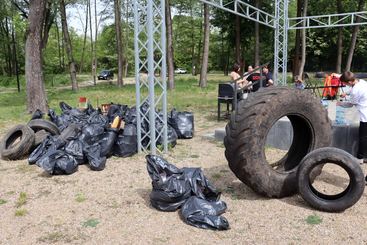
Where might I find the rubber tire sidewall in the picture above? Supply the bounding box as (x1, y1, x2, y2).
(0, 124, 35, 160)
(224, 87, 332, 198)
(28, 119, 60, 135)
(297, 147, 365, 212)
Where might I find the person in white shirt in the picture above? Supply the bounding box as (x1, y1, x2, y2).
(337, 71, 367, 163)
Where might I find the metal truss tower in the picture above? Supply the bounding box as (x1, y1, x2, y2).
(133, 0, 167, 154)
(132, 0, 367, 154)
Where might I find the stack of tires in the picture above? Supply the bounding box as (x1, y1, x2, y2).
(0, 119, 60, 160)
(224, 87, 365, 212)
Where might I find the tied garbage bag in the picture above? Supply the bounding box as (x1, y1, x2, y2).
(28, 135, 65, 165)
(84, 144, 107, 171)
(30, 109, 44, 120)
(65, 139, 85, 164)
(181, 196, 229, 230)
(113, 124, 138, 157)
(107, 104, 128, 123)
(182, 168, 220, 201)
(146, 155, 191, 211)
(168, 109, 194, 139)
(36, 150, 78, 175)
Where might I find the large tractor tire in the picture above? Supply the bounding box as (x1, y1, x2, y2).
(224, 87, 332, 198)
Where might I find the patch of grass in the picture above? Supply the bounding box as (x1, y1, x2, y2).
(82, 218, 100, 228)
(306, 214, 323, 225)
(211, 173, 222, 180)
(15, 208, 27, 216)
(0, 199, 7, 205)
(75, 193, 87, 203)
(38, 232, 65, 243)
(16, 192, 27, 208)
(6, 191, 15, 195)
(190, 154, 199, 158)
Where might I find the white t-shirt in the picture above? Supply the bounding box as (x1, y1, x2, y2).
(350, 79, 367, 122)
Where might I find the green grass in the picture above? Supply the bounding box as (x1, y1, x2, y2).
(306, 214, 323, 225)
(16, 192, 27, 208)
(0, 76, 222, 129)
(82, 218, 100, 228)
(75, 193, 87, 203)
(15, 208, 27, 216)
(0, 199, 7, 205)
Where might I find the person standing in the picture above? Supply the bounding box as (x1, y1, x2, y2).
(229, 63, 247, 88)
(337, 71, 367, 163)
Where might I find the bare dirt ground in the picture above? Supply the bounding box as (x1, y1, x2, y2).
(1, 113, 367, 244)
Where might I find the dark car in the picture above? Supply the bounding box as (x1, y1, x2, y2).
(98, 70, 114, 80)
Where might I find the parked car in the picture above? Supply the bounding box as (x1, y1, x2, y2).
(174, 68, 187, 74)
(98, 70, 114, 80)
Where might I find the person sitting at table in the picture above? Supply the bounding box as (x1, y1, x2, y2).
(229, 63, 247, 89)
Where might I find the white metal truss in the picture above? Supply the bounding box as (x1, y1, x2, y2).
(133, 0, 167, 154)
(289, 11, 367, 30)
(200, 0, 275, 28)
(273, 0, 288, 85)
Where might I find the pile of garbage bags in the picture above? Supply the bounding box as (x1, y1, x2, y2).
(146, 155, 229, 230)
(0, 101, 195, 176)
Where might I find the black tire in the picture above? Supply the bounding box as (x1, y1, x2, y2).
(28, 119, 60, 135)
(297, 147, 365, 212)
(0, 125, 35, 160)
(224, 87, 332, 198)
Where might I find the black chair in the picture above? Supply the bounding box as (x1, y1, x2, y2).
(218, 83, 236, 120)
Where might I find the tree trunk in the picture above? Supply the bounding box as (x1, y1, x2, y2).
(345, 0, 365, 71)
(190, 0, 196, 76)
(60, 0, 78, 91)
(5, 18, 13, 76)
(235, 14, 241, 64)
(88, 0, 93, 81)
(297, 0, 308, 78)
(114, 0, 124, 87)
(254, 0, 260, 66)
(11, 18, 20, 92)
(293, 0, 302, 76)
(93, 0, 97, 85)
(199, 3, 209, 88)
(26, 0, 48, 113)
(55, 19, 63, 71)
(166, 0, 175, 89)
(335, 0, 343, 73)
(79, 1, 89, 73)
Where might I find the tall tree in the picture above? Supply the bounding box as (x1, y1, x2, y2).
(254, 0, 261, 66)
(93, 0, 97, 85)
(199, 3, 209, 88)
(335, 0, 343, 73)
(235, 15, 241, 64)
(292, 0, 302, 76)
(297, 0, 308, 78)
(60, 0, 78, 91)
(79, 0, 89, 73)
(166, 0, 175, 89)
(25, 0, 48, 113)
(345, 0, 365, 71)
(114, 0, 124, 87)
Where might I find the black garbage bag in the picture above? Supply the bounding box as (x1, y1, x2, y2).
(48, 109, 64, 128)
(146, 155, 191, 211)
(31, 109, 44, 120)
(156, 119, 177, 147)
(36, 150, 78, 175)
(65, 139, 85, 164)
(84, 144, 106, 171)
(99, 129, 118, 157)
(85, 103, 96, 115)
(107, 104, 128, 123)
(168, 109, 194, 139)
(180, 196, 229, 230)
(112, 124, 138, 157)
(124, 107, 137, 124)
(28, 135, 65, 165)
(87, 111, 108, 127)
(80, 124, 105, 145)
(59, 101, 72, 113)
(182, 168, 220, 201)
